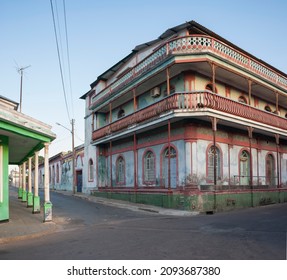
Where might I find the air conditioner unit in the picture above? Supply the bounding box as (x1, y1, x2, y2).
(150, 87, 161, 98)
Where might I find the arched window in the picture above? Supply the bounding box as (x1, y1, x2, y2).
(205, 83, 217, 93)
(238, 96, 248, 104)
(207, 145, 221, 182)
(118, 109, 125, 119)
(144, 151, 155, 183)
(116, 156, 125, 184)
(264, 105, 272, 112)
(88, 159, 94, 181)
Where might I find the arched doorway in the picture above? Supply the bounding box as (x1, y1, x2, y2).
(240, 150, 250, 185)
(162, 146, 177, 188)
(266, 154, 275, 186)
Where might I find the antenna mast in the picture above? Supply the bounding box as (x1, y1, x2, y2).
(18, 65, 31, 112)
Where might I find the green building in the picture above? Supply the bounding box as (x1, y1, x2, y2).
(0, 95, 56, 222)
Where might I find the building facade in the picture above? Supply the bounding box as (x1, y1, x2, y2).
(0, 95, 55, 222)
(81, 21, 287, 212)
(38, 144, 84, 193)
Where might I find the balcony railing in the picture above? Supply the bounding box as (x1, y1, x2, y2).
(90, 35, 287, 109)
(92, 91, 287, 141)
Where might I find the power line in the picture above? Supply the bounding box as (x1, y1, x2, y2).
(63, 0, 74, 118)
(50, 0, 71, 122)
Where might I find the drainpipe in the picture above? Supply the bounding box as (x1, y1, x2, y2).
(275, 134, 280, 188)
(133, 133, 138, 190)
(248, 127, 254, 207)
(168, 120, 171, 191)
(212, 117, 217, 186)
(110, 141, 113, 189)
(212, 117, 217, 212)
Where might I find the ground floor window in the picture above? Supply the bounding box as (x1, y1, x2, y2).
(144, 151, 155, 183)
(88, 159, 94, 181)
(116, 156, 125, 184)
(207, 145, 221, 182)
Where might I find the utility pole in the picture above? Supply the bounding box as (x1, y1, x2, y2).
(18, 65, 31, 112)
(56, 119, 76, 194)
(71, 118, 76, 194)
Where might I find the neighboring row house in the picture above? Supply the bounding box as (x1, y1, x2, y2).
(37, 144, 84, 193)
(80, 21, 287, 212)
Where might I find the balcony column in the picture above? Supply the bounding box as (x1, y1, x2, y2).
(22, 162, 27, 203)
(43, 143, 52, 222)
(275, 134, 280, 188)
(110, 141, 113, 189)
(168, 120, 171, 191)
(33, 151, 40, 213)
(27, 156, 33, 208)
(133, 88, 137, 111)
(18, 165, 23, 199)
(133, 133, 138, 190)
(166, 68, 170, 96)
(248, 79, 252, 105)
(211, 63, 216, 93)
(109, 103, 112, 123)
(275, 91, 279, 114)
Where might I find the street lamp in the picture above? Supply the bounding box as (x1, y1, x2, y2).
(56, 119, 76, 194)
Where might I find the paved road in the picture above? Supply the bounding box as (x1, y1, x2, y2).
(1, 190, 287, 260)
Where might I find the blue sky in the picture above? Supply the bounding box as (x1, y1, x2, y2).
(1, 0, 287, 157)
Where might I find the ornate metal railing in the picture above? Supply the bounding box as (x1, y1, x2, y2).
(90, 35, 287, 109)
(92, 91, 287, 141)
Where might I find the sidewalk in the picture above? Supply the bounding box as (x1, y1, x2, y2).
(0, 187, 198, 244)
(0, 187, 56, 244)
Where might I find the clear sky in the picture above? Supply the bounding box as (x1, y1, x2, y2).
(1, 0, 287, 157)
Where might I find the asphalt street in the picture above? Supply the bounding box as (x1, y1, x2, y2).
(1, 189, 287, 260)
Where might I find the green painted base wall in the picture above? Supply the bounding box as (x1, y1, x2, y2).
(92, 189, 287, 213)
(0, 136, 9, 221)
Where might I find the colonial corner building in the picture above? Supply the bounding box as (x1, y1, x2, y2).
(81, 21, 287, 212)
(0, 95, 55, 222)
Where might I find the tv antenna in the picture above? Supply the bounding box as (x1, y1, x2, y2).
(17, 64, 31, 112)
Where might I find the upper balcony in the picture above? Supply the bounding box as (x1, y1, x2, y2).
(92, 91, 287, 143)
(90, 35, 287, 110)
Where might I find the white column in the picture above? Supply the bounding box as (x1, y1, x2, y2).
(33, 151, 41, 213)
(27, 157, 33, 207)
(34, 151, 39, 197)
(22, 162, 27, 202)
(44, 143, 50, 203)
(43, 143, 52, 222)
(28, 157, 32, 193)
(18, 165, 22, 198)
(22, 162, 26, 191)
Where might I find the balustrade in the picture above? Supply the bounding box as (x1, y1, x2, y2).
(90, 36, 287, 110)
(92, 91, 287, 141)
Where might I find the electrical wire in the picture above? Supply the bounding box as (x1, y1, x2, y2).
(50, 0, 71, 122)
(63, 0, 75, 119)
